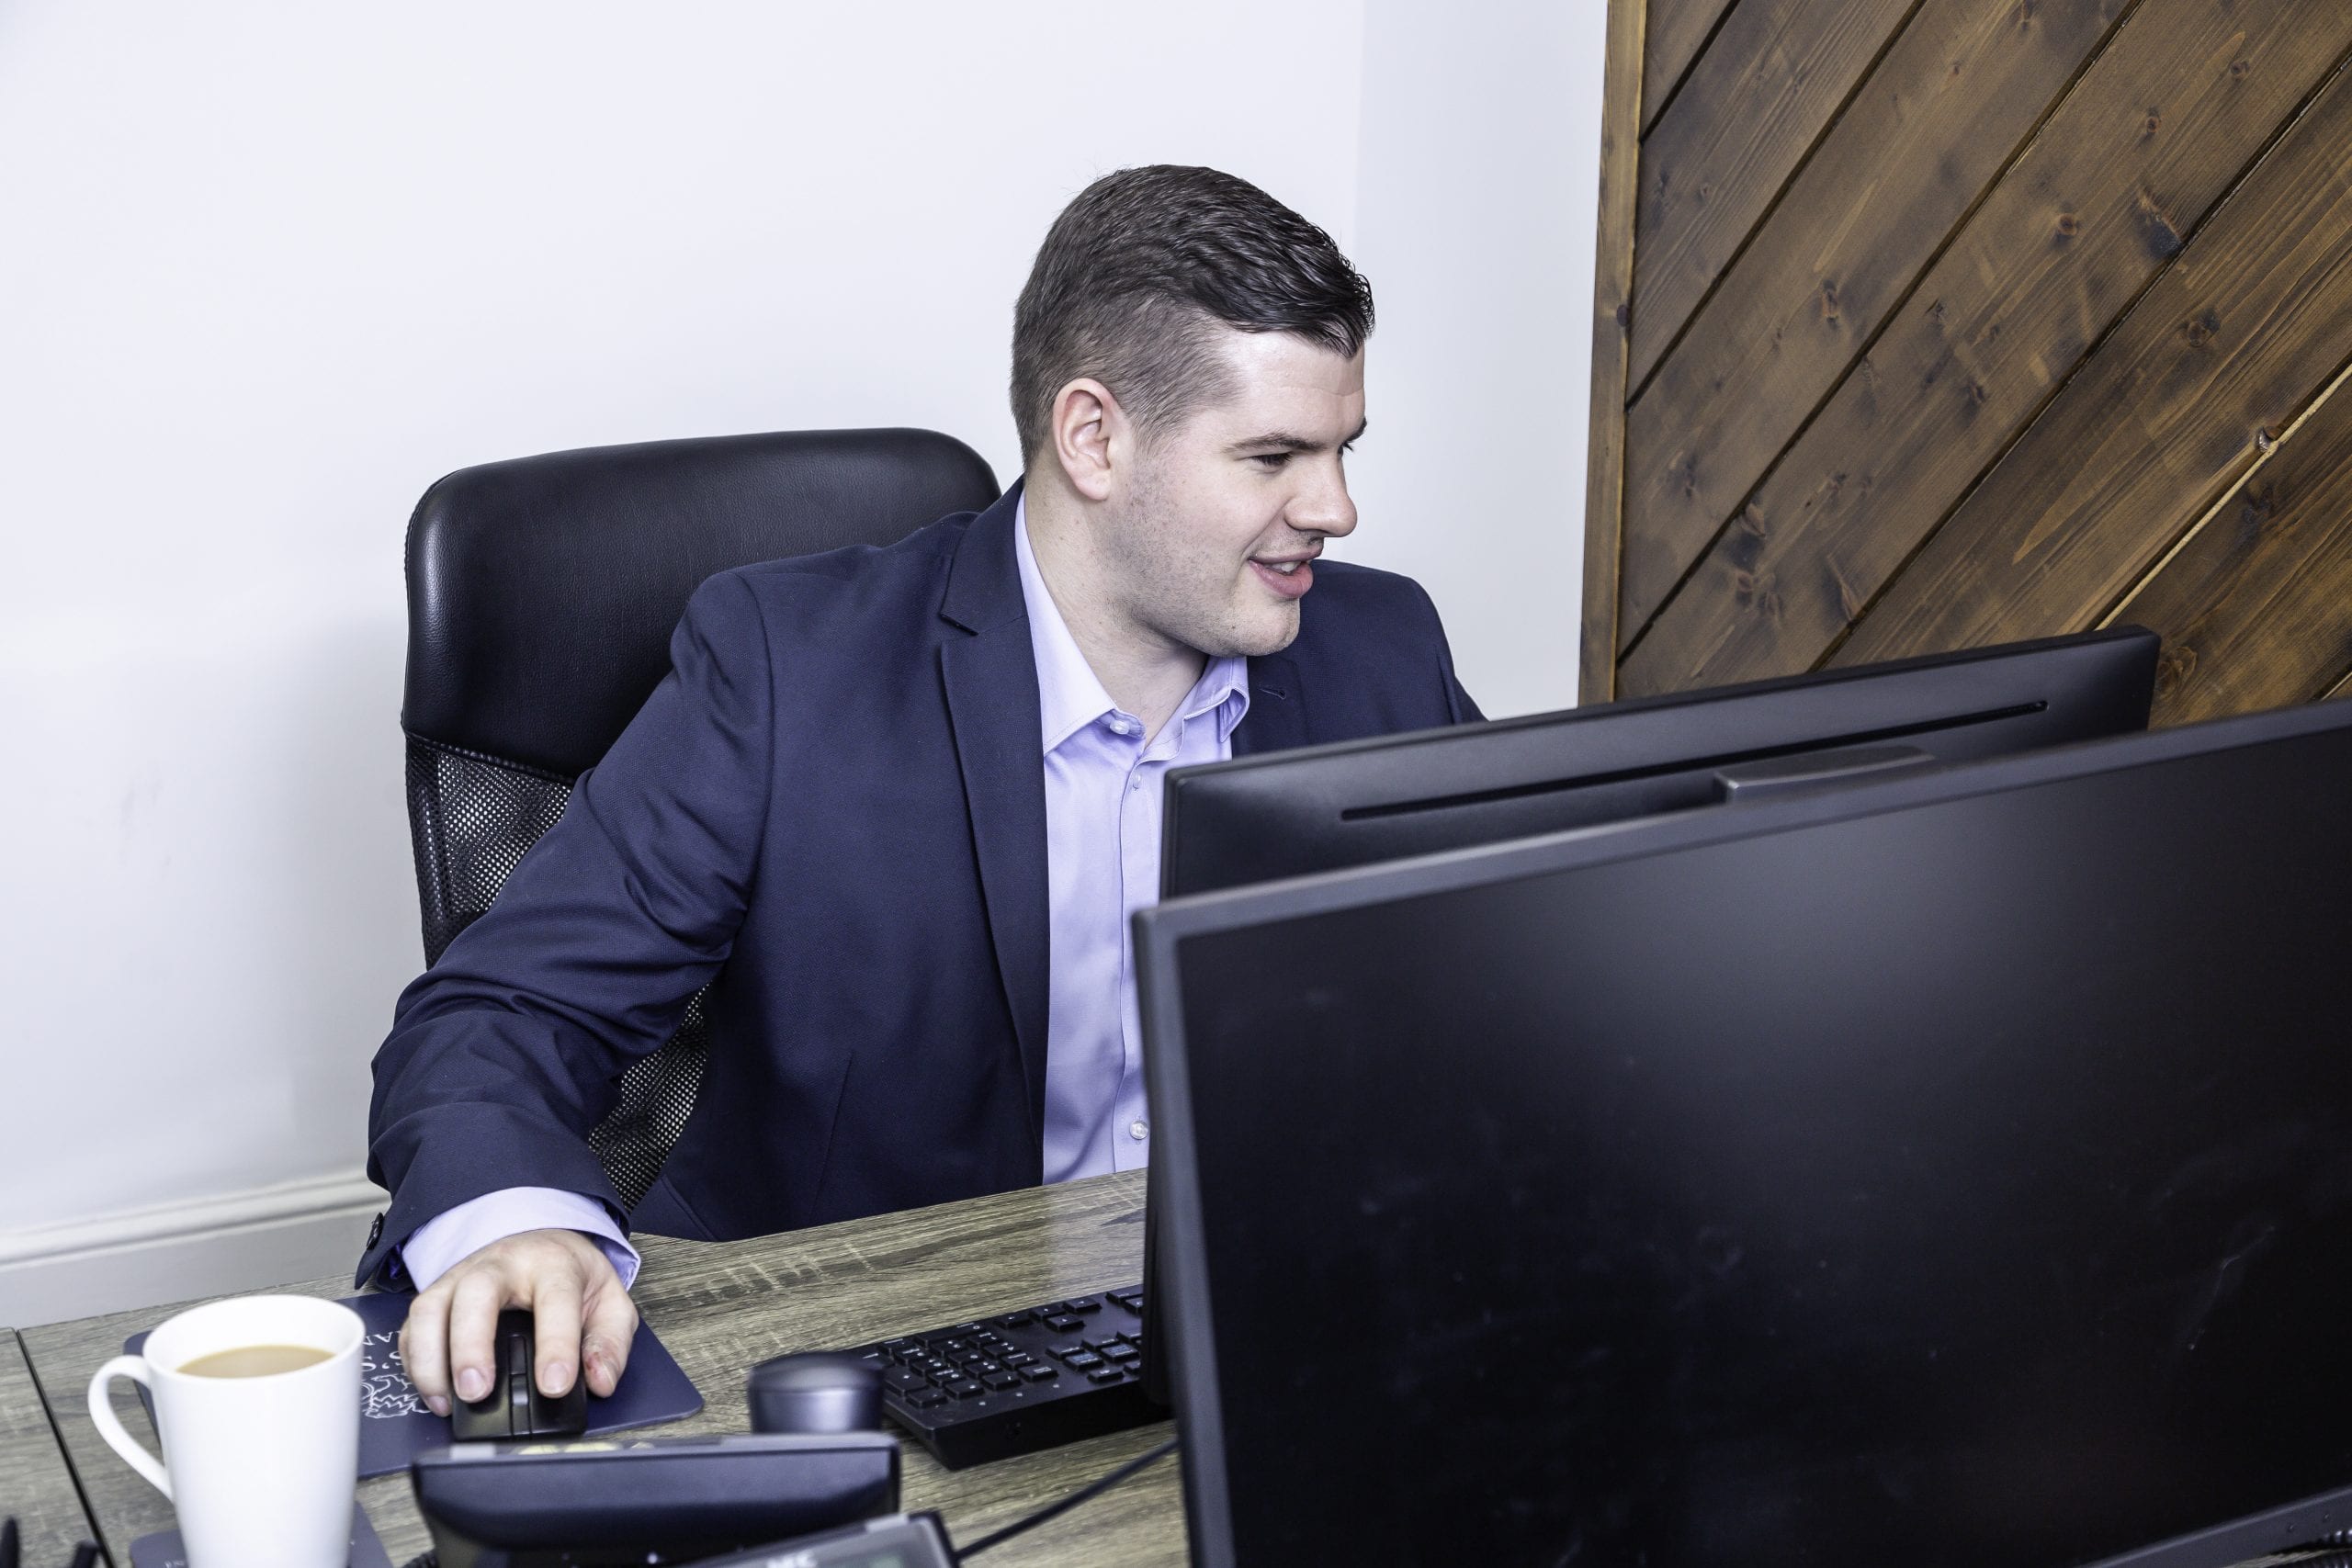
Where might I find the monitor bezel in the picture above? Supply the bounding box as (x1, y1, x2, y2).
(1136, 694, 2352, 1568)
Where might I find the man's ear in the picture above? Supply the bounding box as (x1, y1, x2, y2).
(1050, 378, 1125, 502)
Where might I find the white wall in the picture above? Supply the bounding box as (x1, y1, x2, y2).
(0, 1, 1602, 1326)
(1348, 0, 1604, 719)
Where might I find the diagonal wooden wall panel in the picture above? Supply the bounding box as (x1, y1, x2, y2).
(1615, 0, 2352, 697)
(1640, 0, 1742, 136)
(1831, 51, 2352, 668)
(1585, 0, 2352, 731)
(1630, 0, 1923, 390)
(1619, 0, 2132, 655)
(2106, 371, 2352, 727)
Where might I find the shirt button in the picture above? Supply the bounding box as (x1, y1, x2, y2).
(1128, 1118, 1149, 1142)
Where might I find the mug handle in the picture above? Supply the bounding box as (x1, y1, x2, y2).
(87, 1355, 172, 1499)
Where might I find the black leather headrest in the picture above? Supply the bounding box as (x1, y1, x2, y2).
(403, 427, 1000, 777)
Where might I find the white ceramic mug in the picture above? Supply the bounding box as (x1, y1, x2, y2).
(87, 1293, 365, 1568)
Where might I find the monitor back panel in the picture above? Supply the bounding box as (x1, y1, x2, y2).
(1148, 705, 2352, 1567)
(1162, 626, 2156, 897)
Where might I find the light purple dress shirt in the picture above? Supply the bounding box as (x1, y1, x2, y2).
(399, 496, 1250, 1291)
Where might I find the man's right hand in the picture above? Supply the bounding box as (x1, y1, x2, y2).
(397, 1227, 639, 1416)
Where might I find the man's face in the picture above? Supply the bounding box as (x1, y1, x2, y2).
(1101, 329, 1365, 660)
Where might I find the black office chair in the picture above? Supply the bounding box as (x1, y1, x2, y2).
(401, 428, 1001, 1211)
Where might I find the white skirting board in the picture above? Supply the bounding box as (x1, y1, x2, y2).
(0, 1171, 384, 1329)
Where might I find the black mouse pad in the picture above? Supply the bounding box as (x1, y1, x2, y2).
(129, 1502, 391, 1567)
(125, 1292, 704, 1478)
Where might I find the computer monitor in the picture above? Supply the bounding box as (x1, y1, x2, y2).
(1138, 694, 2352, 1567)
(1160, 626, 2160, 897)
(1135, 626, 2163, 1407)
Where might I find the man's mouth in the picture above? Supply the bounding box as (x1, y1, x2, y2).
(1250, 555, 1316, 600)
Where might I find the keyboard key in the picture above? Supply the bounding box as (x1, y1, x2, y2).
(971, 1359, 1004, 1375)
(938, 1337, 975, 1353)
(1104, 1345, 1141, 1364)
(1064, 1296, 1102, 1313)
(1050, 1344, 1083, 1359)
(1087, 1367, 1125, 1383)
(1059, 1349, 1103, 1370)
(951, 1323, 986, 1335)
(1045, 1314, 1084, 1331)
(1020, 1364, 1058, 1382)
(998, 1310, 1036, 1327)
(1001, 1352, 1035, 1368)
(884, 1368, 933, 1393)
(983, 1371, 1020, 1390)
(944, 1378, 983, 1398)
(906, 1386, 948, 1409)
(1082, 1337, 1124, 1354)
(885, 1338, 922, 1355)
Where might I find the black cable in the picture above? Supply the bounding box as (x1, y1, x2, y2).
(954, 1436, 1180, 1560)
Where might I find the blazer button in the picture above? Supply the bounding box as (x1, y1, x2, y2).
(367, 1212, 385, 1247)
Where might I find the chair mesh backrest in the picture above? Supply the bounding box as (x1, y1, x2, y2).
(400, 428, 1001, 1211)
(403, 736, 704, 1208)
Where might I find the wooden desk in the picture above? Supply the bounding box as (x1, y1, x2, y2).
(17, 1171, 2335, 1568)
(20, 1171, 1179, 1567)
(2, 1329, 99, 1565)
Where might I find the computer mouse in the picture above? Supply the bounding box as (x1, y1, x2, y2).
(449, 1308, 591, 1441)
(745, 1350, 883, 1435)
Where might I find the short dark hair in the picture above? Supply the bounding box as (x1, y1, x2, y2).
(1010, 165, 1374, 462)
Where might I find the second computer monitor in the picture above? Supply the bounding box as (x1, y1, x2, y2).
(1160, 626, 2159, 897)
(1141, 697, 2352, 1568)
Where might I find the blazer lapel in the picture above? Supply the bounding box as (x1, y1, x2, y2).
(1233, 652, 1307, 758)
(937, 485, 1051, 1150)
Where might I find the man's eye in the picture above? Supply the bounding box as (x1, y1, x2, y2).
(1250, 452, 1292, 469)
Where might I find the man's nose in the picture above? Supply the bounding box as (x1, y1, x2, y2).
(1289, 460, 1359, 538)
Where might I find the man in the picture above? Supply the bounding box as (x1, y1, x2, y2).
(363, 164, 1481, 1417)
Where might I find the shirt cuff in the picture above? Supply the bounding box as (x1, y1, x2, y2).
(396, 1187, 642, 1292)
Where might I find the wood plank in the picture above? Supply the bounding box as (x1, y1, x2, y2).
(1831, 55, 2352, 674)
(1629, 0, 1921, 393)
(2328, 667, 2352, 702)
(1620, 0, 2133, 640)
(1618, 0, 2352, 695)
(1583, 0, 1650, 705)
(24, 1172, 1167, 1568)
(1641, 0, 1741, 137)
(2086, 375, 2352, 726)
(2, 1330, 96, 1566)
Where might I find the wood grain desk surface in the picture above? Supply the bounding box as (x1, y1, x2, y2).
(3, 1329, 99, 1566)
(16, 1168, 2334, 1568)
(20, 1170, 1180, 1567)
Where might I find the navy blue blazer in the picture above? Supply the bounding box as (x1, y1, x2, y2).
(360, 483, 1480, 1286)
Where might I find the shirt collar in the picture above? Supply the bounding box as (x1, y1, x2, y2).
(1014, 493, 1250, 755)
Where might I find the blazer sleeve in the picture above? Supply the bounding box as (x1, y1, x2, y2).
(358, 570, 775, 1286)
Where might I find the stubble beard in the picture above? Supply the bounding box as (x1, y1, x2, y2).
(1110, 464, 1301, 660)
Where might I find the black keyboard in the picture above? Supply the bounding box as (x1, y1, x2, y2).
(844, 1284, 1159, 1469)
